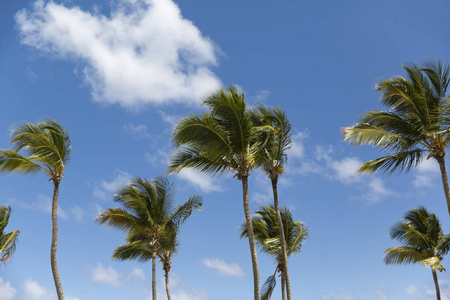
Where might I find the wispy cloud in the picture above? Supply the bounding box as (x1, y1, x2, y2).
(7, 195, 73, 220)
(93, 169, 132, 200)
(123, 124, 150, 138)
(16, 0, 221, 108)
(201, 258, 245, 278)
(177, 169, 222, 193)
(0, 277, 79, 300)
(90, 263, 121, 287)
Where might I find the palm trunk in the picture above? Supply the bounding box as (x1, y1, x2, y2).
(242, 175, 261, 300)
(436, 156, 450, 217)
(51, 181, 64, 300)
(432, 269, 441, 300)
(164, 269, 171, 300)
(152, 246, 157, 300)
(271, 177, 292, 300)
(281, 270, 286, 300)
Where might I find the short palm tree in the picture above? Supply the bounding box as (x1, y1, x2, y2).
(170, 86, 271, 300)
(96, 176, 202, 300)
(383, 206, 450, 300)
(0, 119, 71, 300)
(241, 205, 308, 300)
(343, 61, 450, 216)
(0, 205, 20, 267)
(251, 106, 294, 300)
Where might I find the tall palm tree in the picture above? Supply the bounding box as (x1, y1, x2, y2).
(170, 86, 271, 300)
(343, 61, 450, 216)
(240, 205, 308, 300)
(251, 106, 294, 300)
(0, 119, 71, 299)
(0, 205, 20, 267)
(96, 176, 202, 300)
(383, 206, 450, 300)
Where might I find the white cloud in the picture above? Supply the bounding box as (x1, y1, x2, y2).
(362, 178, 396, 204)
(145, 150, 170, 168)
(252, 89, 271, 102)
(287, 131, 307, 159)
(8, 195, 69, 220)
(250, 174, 273, 205)
(406, 284, 419, 297)
(0, 277, 17, 300)
(90, 263, 121, 286)
(201, 258, 245, 278)
(16, 0, 221, 108)
(123, 124, 150, 138)
(158, 110, 181, 126)
(413, 159, 440, 187)
(128, 268, 147, 285)
(20, 279, 54, 300)
(330, 157, 363, 184)
(93, 169, 132, 200)
(177, 169, 222, 193)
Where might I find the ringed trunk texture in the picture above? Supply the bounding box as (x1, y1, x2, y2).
(281, 270, 286, 300)
(436, 156, 450, 217)
(164, 269, 171, 300)
(152, 247, 157, 300)
(432, 269, 441, 300)
(51, 181, 64, 300)
(271, 177, 292, 300)
(242, 176, 261, 300)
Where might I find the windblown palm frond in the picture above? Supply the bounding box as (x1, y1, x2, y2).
(0, 206, 19, 266)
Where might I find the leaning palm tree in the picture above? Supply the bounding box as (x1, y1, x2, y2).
(170, 86, 271, 300)
(383, 206, 450, 300)
(0, 205, 20, 267)
(241, 205, 308, 300)
(343, 61, 450, 216)
(96, 176, 202, 300)
(0, 119, 71, 300)
(251, 106, 294, 300)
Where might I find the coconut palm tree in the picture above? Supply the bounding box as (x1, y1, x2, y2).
(170, 86, 272, 300)
(251, 106, 294, 300)
(0, 119, 71, 300)
(240, 205, 308, 300)
(96, 176, 202, 300)
(383, 206, 450, 300)
(0, 205, 19, 267)
(343, 61, 450, 216)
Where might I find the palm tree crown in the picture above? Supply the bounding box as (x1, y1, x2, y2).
(0, 205, 20, 267)
(384, 206, 450, 300)
(241, 205, 308, 300)
(343, 61, 450, 215)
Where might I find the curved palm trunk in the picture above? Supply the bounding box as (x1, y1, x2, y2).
(51, 181, 64, 300)
(242, 176, 261, 300)
(281, 270, 286, 300)
(164, 269, 171, 300)
(436, 157, 450, 217)
(432, 269, 441, 300)
(152, 246, 157, 300)
(271, 177, 292, 300)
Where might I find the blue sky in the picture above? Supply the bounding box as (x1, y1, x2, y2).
(1, 0, 450, 299)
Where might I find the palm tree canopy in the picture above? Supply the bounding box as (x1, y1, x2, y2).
(0, 205, 20, 265)
(343, 61, 450, 174)
(383, 206, 450, 272)
(96, 176, 202, 261)
(240, 205, 309, 258)
(251, 106, 292, 178)
(170, 86, 271, 179)
(0, 119, 71, 181)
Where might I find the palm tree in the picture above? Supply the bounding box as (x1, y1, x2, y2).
(343, 61, 450, 216)
(251, 106, 294, 300)
(96, 176, 202, 300)
(383, 206, 450, 300)
(0, 119, 71, 300)
(0, 205, 20, 267)
(170, 86, 271, 300)
(157, 224, 179, 300)
(240, 205, 308, 300)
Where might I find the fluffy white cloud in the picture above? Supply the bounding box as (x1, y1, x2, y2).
(201, 258, 245, 278)
(329, 157, 363, 184)
(93, 169, 132, 200)
(16, 0, 221, 108)
(177, 169, 222, 193)
(0, 277, 17, 300)
(19, 279, 55, 300)
(90, 263, 121, 286)
(413, 158, 440, 187)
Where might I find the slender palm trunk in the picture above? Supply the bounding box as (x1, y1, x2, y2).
(242, 175, 261, 300)
(271, 176, 292, 300)
(432, 269, 441, 300)
(281, 270, 286, 300)
(51, 181, 64, 300)
(436, 156, 450, 217)
(164, 269, 171, 300)
(152, 246, 157, 300)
